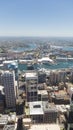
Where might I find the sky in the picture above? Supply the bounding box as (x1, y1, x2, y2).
(0, 0, 73, 37)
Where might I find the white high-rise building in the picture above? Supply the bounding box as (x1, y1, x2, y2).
(2, 71, 16, 108)
(25, 71, 38, 102)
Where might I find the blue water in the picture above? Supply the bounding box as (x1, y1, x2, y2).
(41, 61, 73, 70)
(11, 44, 73, 52)
(51, 45, 73, 51)
(18, 63, 27, 71)
(18, 61, 73, 71)
(11, 43, 37, 52)
(18, 44, 73, 71)
(62, 46, 73, 51)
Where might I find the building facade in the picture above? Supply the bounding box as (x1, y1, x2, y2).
(2, 71, 16, 108)
(25, 71, 38, 102)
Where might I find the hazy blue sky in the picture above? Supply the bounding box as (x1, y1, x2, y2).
(0, 0, 73, 37)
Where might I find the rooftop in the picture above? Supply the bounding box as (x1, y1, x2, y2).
(29, 101, 44, 115)
(0, 115, 8, 125)
(54, 90, 69, 99)
(56, 105, 68, 113)
(3, 60, 17, 64)
(25, 72, 37, 79)
(43, 102, 57, 113)
(23, 118, 32, 123)
(38, 90, 48, 96)
(3, 124, 17, 130)
(2, 70, 14, 75)
(0, 114, 16, 126)
(38, 57, 53, 63)
(29, 124, 60, 130)
(66, 83, 73, 88)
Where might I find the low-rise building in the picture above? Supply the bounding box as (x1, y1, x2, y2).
(29, 101, 44, 123)
(25, 101, 58, 123)
(0, 114, 17, 130)
(23, 118, 32, 129)
(38, 90, 48, 101)
(43, 102, 58, 123)
(52, 90, 70, 104)
(66, 83, 73, 98)
(3, 124, 17, 130)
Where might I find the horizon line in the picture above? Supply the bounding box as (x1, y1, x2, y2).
(0, 35, 73, 38)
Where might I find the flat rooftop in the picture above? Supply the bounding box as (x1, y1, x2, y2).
(25, 72, 37, 79)
(3, 60, 17, 64)
(43, 102, 57, 113)
(23, 118, 32, 123)
(38, 90, 48, 95)
(3, 124, 17, 130)
(56, 105, 68, 113)
(66, 83, 73, 88)
(29, 101, 44, 115)
(29, 124, 60, 130)
(2, 70, 14, 75)
(0, 115, 8, 125)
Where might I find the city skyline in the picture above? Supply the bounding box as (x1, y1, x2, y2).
(0, 0, 73, 37)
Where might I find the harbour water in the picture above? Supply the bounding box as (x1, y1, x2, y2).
(51, 45, 73, 51)
(0, 37, 73, 71)
(18, 44, 73, 71)
(11, 43, 37, 52)
(18, 60, 73, 71)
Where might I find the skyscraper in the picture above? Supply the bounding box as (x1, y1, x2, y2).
(68, 94, 73, 130)
(25, 71, 38, 102)
(2, 71, 16, 108)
